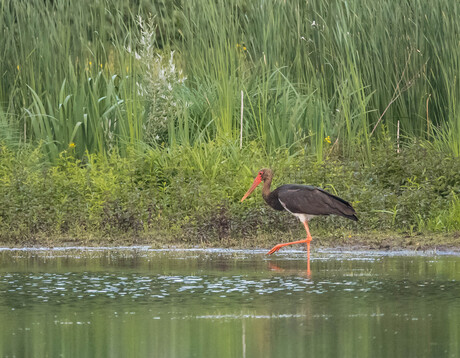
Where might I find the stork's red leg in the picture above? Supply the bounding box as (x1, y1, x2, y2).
(266, 221, 313, 255)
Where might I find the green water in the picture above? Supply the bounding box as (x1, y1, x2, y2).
(0, 248, 459, 357)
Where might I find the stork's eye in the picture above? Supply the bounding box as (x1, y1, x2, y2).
(259, 171, 263, 176)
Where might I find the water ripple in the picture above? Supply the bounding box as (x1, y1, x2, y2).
(1, 270, 458, 308)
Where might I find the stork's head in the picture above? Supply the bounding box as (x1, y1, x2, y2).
(240, 168, 272, 202)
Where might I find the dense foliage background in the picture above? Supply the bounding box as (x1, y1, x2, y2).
(0, 0, 459, 245)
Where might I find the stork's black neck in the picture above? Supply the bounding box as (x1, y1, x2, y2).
(261, 176, 273, 201)
(261, 178, 285, 211)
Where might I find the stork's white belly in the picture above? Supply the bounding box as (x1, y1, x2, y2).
(292, 213, 316, 222)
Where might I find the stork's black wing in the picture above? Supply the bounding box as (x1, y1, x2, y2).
(274, 184, 358, 221)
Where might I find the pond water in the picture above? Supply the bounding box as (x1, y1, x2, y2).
(0, 247, 459, 357)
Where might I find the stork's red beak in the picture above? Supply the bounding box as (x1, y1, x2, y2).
(240, 174, 262, 202)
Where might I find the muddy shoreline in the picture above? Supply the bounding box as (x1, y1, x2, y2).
(1, 231, 460, 253)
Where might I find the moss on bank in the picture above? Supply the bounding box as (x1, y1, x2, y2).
(1, 142, 460, 248)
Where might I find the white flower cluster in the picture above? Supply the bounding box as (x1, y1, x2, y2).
(128, 16, 187, 143)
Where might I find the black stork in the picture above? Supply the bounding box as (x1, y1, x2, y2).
(240, 168, 358, 257)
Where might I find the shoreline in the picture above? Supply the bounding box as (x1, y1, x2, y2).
(1, 246, 460, 257)
(1, 231, 459, 253)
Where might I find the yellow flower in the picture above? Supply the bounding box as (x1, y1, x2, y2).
(68, 142, 76, 148)
(89, 61, 92, 66)
(324, 136, 331, 144)
(100, 63, 103, 69)
(237, 43, 247, 51)
(17, 65, 20, 71)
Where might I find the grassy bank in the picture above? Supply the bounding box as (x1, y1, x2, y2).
(0, 142, 459, 249)
(1, 0, 460, 248)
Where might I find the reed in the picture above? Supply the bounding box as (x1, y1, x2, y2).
(0, 0, 459, 160)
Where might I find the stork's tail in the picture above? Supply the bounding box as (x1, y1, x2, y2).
(345, 213, 358, 221)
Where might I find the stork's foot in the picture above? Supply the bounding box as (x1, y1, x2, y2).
(266, 244, 283, 255)
(266, 236, 312, 255)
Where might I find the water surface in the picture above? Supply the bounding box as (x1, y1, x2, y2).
(1, 247, 459, 357)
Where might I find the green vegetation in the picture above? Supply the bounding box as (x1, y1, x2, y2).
(1, 142, 459, 248)
(0, 0, 459, 247)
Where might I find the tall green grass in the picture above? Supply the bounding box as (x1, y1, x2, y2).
(1, 0, 459, 160)
(0, 0, 148, 159)
(168, 0, 460, 157)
